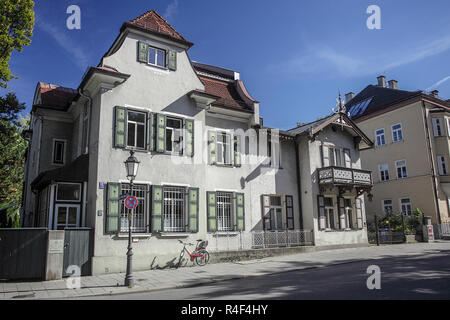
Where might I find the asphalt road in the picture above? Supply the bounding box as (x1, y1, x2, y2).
(78, 250, 450, 300)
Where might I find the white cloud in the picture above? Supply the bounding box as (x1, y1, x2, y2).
(163, 0, 179, 21)
(426, 75, 450, 91)
(281, 35, 450, 79)
(36, 18, 89, 71)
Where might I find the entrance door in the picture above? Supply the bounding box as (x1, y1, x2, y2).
(54, 204, 80, 230)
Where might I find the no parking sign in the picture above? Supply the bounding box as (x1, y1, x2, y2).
(125, 196, 138, 209)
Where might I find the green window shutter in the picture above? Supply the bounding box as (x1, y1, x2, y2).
(168, 50, 177, 71)
(147, 112, 155, 151)
(234, 135, 241, 167)
(235, 193, 245, 231)
(285, 195, 294, 230)
(156, 113, 166, 153)
(185, 119, 194, 157)
(187, 188, 199, 233)
(261, 195, 271, 231)
(208, 131, 216, 164)
(151, 185, 163, 233)
(114, 106, 127, 148)
(207, 191, 217, 232)
(138, 41, 148, 63)
(106, 183, 121, 234)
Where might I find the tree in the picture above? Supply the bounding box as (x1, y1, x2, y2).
(0, 92, 28, 227)
(0, 0, 35, 88)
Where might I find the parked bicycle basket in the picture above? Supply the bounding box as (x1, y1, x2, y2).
(198, 240, 208, 249)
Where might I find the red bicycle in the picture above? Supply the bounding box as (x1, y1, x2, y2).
(176, 239, 210, 268)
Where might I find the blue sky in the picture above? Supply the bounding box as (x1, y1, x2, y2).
(2, 0, 450, 129)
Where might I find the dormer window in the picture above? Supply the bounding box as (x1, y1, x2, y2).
(148, 46, 166, 68)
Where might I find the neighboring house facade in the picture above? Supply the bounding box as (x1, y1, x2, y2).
(345, 76, 450, 224)
(21, 10, 373, 275)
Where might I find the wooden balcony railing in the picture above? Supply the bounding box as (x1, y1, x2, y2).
(318, 166, 373, 186)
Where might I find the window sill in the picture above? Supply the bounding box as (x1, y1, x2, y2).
(212, 163, 234, 168)
(212, 231, 239, 237)
(157, 232, 190, 238)
(114, 233, 152, 239)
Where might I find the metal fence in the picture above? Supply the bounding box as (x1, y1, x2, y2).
(208, 230, 314, 252)
(435, 223, 450, 238)
(368, 231, 405, 245)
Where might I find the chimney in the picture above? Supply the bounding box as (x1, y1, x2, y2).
(377, 75, 386, 87)
(345, 92, 355, 104)
(388, 80, 398, 90)
(431, 90, 439, 98)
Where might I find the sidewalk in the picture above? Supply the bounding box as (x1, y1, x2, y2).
(1, 241, 449, 300)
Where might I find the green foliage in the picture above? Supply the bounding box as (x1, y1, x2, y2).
(378, 208, 423, 235)
(0, 92, 29, 227)
(0, 0, 35, 88)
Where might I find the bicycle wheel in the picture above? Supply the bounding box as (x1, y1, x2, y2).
(195, 250, 210, 266)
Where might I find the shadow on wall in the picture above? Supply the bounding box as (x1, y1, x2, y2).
(162, 95, 202, 118)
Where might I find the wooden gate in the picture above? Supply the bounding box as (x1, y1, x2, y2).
(0, 228, 48, 280)
(62, 228, 93, 277)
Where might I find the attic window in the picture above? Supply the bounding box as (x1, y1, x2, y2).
(148, 46, 165, 68)
(348, 98, 372, 118)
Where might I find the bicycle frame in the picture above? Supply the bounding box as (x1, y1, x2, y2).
(181, 244, 207, 261)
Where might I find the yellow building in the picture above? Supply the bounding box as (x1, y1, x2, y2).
(345, 76, 450, 224)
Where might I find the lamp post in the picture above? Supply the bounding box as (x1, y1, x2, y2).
(124, 150, 140, 287)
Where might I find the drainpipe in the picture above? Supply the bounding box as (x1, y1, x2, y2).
(294, 137, 304, 229)
(421, 100, 442, 224)
(78, 88, 92, 155)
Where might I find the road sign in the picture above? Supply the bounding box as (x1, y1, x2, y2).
(125, 196, 138, 209)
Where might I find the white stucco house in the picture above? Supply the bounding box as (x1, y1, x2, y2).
(21, 10, 374, 275)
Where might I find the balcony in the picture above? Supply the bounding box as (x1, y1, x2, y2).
(318, 166, 373, 187)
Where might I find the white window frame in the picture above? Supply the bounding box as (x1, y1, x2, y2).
(378, 164, 390, 182)
(391, 123, 403, 143)
(395, 159, 407, 179)
(165, 116, 183, 155)
(148, 46, 166, 68)
(126, 110, 147, 149)
(216, 132, 232, 165)
(163, 185, 187, 232)
(432, 118, 444, 137)
(437, 155, 448, 176)
(324, 197, 335, 230)
(382, 199, 393, 216)
(53, 204, 80, 230)
(375, 128, 386, 147)
(120, 183, 147, 233)
(55, 182, 82, 202)
(399, 198, 412, 216)
(216, 191, 234, 231)
(52, 139, 67, 165)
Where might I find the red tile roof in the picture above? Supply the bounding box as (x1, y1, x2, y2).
(198, 75, 252, 111)
(36, 82, 78, 110)
(123, 10, 192, 47)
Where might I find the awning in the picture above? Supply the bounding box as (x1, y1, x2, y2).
(31, 154, 89, 190)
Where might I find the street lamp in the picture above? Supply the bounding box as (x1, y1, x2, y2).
(124, 150, 140, 287)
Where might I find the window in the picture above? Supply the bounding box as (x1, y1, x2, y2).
(391, 124, 403, 142)
(163, 186, 186, 232)
(322, 145, 351, 168)
(216, 132, 232, 165)
(148, 46, 166, 67)
(52, 139, 66, 165)
(396, 160, 407, 179)
(216, 192, 233, 231)
(56, 183, 81, 202)
(54, 204, 80, 230)
(382, 199, 393, 216)
(432, 118, 443, 137)
(165, 117, 183, 154)
(344, 198, 353, 229)
(375, 129, 386, 147)
(324, 197, 335, 230)
(267, 136, 282, 168)
(120, 184, 147, 233)
(262, 195, 284, 231)
(378, 164, 390, 182)
(438, 156, 448, 175)
(127, 110, 146, 149)
(399, 198, 412, 216)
